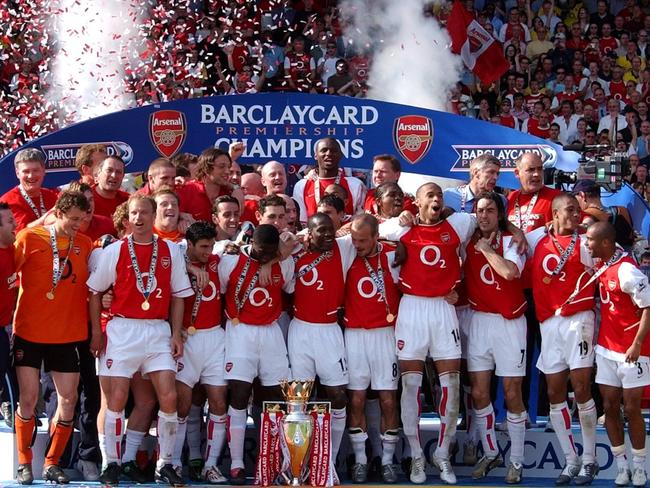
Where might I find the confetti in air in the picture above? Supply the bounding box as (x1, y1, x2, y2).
(47, 0, 144, 123)
(341, 0, 462, 111)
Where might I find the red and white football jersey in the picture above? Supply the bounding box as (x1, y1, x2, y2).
(463, 235, 527, 319)
(344, 245, 400, 329)
(380, 213, 476, 297)
(527, 227, 595, 323)
(292, 173, 366, 222)
(219, 248, 294, 326)
(507, 186, 562, 232)
(597, 254, 650, 360)
(183, 254, 222, 330)
(87, 238, 193, 320)
(291, 237, 356, 324)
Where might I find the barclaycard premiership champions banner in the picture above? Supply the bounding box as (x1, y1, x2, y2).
(0, 93, 581, 194)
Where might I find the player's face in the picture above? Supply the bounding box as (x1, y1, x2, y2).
(553, 199, 581, 233)
(15, 161, 45, 193)
(57, 206, 88, 237)
(584, 226, 606, 259)
(315, 139, 342, 173)
(415, 184, 443, 222)
(473, 163, 500, 192)
(150, 166, 176, 192)
(317, 204, 342, 230)
(378, 187, 404, 217)
(0, 209, 16, 245)
(351, 224, 377, 258)
(514, 155, 544, 193)
(229, 162, 242, 186)
(282, 197, 298, 232)
(98, 158, 125, 192)
(155, 194, 179, 228)
(129, 199, 155, 236)
(258, 205, 287, 231)
(261, 163, 287, 194)
(208, 155, 232, 186)
(476, 198, 499, 234)
(213, 202, 240, 238)
(372, 159, 400, 186)
(188, 238, 215, 264)
(309, 219, 335, 251)
(324, 185, 347, 203)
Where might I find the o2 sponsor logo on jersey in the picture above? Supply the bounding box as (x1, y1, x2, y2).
(40, 141, 134, 173)
(450, 144, 557, 172)
(150, 110, 187, 158)
(393, 115, 433, 165)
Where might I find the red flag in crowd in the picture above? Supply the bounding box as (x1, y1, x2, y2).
(447, 0, 510, 85)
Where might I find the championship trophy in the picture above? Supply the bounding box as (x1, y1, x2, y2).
(256, 379, 335, 486)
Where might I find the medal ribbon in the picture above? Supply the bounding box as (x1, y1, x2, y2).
(48, 225, 74, 294)
(234, 255, 260, 316)
(189, 268, 204, 325)
(548, 229, 578, 277)
(127, 235, 158, 303)
(19, 186, 45, 218)
(362, 249, 394, 320)
(295, 251, 332, 280)
(514, 191, 539, 232)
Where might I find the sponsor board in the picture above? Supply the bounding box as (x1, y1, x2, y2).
(39, 141, 133, 173)
(450, 144, 558, 172)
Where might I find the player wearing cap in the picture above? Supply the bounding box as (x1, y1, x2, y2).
(172, 221, 228, 484)
(289, 213, 357, 474)
(344, 214, 401, 484)
(13, 191, 93, 485)
(586, 222, 650, 487)
(218, 224, 294, 484)
(526, 194, 599, 486)
(0, 148, 58, 232)
(87, 194, 193, 487)
(463, 192, 528, 484)
(379, 182, 479, 485)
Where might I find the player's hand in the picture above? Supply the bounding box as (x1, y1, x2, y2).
(229, 141, 246, 161)
(475, 232, 495, 254)
(101, 290, 114, 309)
(89, 332, 104, 358)
(443, 289, 459, 305)
(336, 222, 352, 237)
(398, 210, 415, 227)
(258, 262, 273, 286)
(509, 227, 528, 255)
(188, 265, 209, 291)
(171, 332, 184, 359)
(224, 242, 241, 254)
(178, 212, 196, 234)
(279, 231, 297, 260)
(625, 342, 641, 363)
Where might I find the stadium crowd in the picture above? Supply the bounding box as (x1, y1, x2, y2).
(1, 0, 650, 487)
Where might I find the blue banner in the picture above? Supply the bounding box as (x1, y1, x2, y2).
(0, 93, 580, 194)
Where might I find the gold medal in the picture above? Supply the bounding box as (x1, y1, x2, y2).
(187, 326, 197, 335)
(232, 317, 240, 325)
(46, 291, 55, 300)
(543, 276, 552, 284)
(386, 313, 395, 323)
(141, 300, 150, 311)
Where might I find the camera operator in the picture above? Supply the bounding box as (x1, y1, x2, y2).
(573, 179, 635, 248)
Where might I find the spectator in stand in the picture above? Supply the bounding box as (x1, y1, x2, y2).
(500, 7, 531, 43)
(531, 111, 552, 138)
(548, 33, 574, 70)
(600, 23, 621, 56)
(284, 36, 316, 93)
(498, 98, 517, 129)
(553, 100, 580, 144)
(527, 26, 554, 63)
(327, 59, 358, 97)
(598, 97, 629, 134)
(591, 0, 616, 33)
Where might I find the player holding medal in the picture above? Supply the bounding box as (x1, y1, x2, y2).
(87, 194, 193, 486)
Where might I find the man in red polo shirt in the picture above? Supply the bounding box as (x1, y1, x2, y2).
(0, 148, 58, 232)
(92, 156, 130, 219)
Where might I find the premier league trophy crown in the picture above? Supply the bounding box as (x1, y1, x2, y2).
(279, 379, 315, 486)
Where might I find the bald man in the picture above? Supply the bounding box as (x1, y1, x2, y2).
(241, 161, 289, 224)
(240, 173, 265, 198)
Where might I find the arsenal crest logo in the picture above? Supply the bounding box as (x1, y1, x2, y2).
(225, 362, 233, 373)
(150, 110, 187, 158)
(608, 280, 617, 291)
(177, 361, 184, 372)
(441, 232, 451, 243)
(272, 274, 281, 285)
(209, 260, 218, 272)
(106, 359, 113, 369)
(393, 115, 433, 165)
(161, 256, 171, 269)
(397, 339, 405, 351)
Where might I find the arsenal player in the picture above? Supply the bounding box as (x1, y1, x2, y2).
(74, 144, 107, 186)
(241, 161, 288, 224)
(292, 138, 366, 222)
(173, 222, 228, 484)
(87, 194, 193, 486)
(289, 213, 357, 473)
(345, 214, 400, 484)
(177, 148, 244, 222)
(0, 148, 58, 232)
(211, 196, 255, 255)
(526, 194, 599, 486)
(256, 194, 287, 230)
(67, 181, 116, 241)
(379, 182, 478, 485)
(586, 222, 650, 487)
(92, 156, 129, 219)
(13, 191, 93, 485)
(218, 224, 294, 484)
(138, 158, 177, 195)
(464, 192, 528, 484)
(153, 188, 183, 242)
